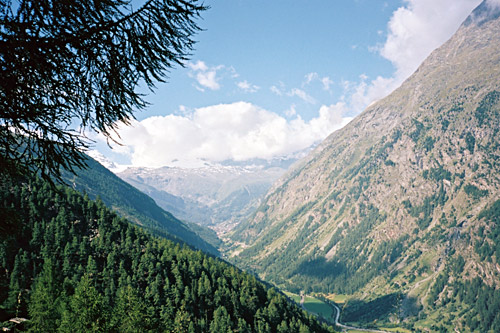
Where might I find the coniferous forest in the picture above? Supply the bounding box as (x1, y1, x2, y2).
(0, 174, 334, 332)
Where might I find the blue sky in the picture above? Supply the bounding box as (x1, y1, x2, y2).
(142, 0, 401, 120)
(94, 0, 483, 169)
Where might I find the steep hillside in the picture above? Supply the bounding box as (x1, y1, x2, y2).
(0, 174, 335, 332)
(62, 155, 219, 255)
(231, 1, 500, 331)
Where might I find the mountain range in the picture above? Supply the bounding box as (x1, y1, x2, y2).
(115, 150, 311, 233)
(229, 1, 500, 331)
(10, 1, 498, 331)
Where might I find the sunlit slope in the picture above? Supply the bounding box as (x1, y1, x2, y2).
(231, 1, 500, 331)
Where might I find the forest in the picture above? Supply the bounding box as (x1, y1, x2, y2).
(0, 174, 335, 332)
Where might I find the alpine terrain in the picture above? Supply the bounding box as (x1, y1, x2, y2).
(231, 1, 500, 331)
(0, 174, 335, 332)
(116, 152, 309, 233)
(62, 154, 220, 255)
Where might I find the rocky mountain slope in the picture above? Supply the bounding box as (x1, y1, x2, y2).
(117, 153, 308, 233)
(231, 1, 500, 331)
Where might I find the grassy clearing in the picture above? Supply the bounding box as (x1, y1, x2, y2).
(303, 296, 335, 320)
(283, 291, 301, 304)
(379, 327, 412, 333)
(325, 293, 349, 304)
(286, 291, 410, 332)
(284, 291, 336, 322)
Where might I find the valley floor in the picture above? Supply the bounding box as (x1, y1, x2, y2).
(284, 291, 410, 333)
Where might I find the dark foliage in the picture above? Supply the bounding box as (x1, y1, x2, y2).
(62, 155, 219, 255)
(0, 174, 335, 332)
(0, 0, 206, 182)
(340, 293, 401, 324)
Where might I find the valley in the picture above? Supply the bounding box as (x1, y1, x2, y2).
(223, 1, 500, 331)
(2, 0, 500, 332)
(98, 3, 500, 330)
(115, 152, 309, 233)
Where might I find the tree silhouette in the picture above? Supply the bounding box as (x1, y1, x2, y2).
(0, 0, 207, 182)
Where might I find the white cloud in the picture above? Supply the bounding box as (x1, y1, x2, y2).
(101, 1, 484, 169)
(188, 61, 224, 91)
(381, 0, 482, 81)
(285, 104, 297, 117)
(304, 72, 318, 85)
(321, 77, 333, 91)
(237, 80, 260, 93)
(270, 86, 282, 96)
(288, 88, 316, 104)
(196, 70, 220, 90)
(188, 60, 208, 72)
(344, 0, 482, 115)
(468, 0, 500, 23)
(228, 66, 239, 78)
(109, 102, 352, 168)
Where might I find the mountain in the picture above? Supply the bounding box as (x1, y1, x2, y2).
(231, 1, 500, 331)
(0, 174, 335, 332)
(62, 155, 219, 255)
(117, 151, 310, 233)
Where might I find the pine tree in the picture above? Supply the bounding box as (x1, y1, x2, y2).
(112, 285, 150, 332)
(28, 258, 60, 332)
(0, 0, 207, 182)
(210, 305, 233, 333)
(59, 273, 107, 332)
(6, 250, 30, 317)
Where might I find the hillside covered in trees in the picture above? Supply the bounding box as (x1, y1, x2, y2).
(0, 174, 335, 332)
(62, 155, 220, 255)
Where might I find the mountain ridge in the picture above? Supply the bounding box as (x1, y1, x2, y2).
(230, 1, 500, 330)
(62, 155, 220, 255)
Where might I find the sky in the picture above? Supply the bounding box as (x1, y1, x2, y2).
(92, 0, 483, 169)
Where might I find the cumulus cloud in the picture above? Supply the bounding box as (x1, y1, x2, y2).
(109, 102, 352, 168)
(346, 0, 481, 115)
(381, 0, 482, 80)
(101, 1, 484, 169)
(188, 60, 208, 72)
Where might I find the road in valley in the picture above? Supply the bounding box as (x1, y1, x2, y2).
(328, 301, 390, 333)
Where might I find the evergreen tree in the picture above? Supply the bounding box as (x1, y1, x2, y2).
(0, 175, 336, 332)
(59, 273, 107, 332)
(28, 259, 60, 332)
(209, 305, 233, 333)
(112, 285, 150, 332)
(0, 0, 208, 182)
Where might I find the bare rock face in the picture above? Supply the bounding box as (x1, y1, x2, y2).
(231, 1, 500, 330)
